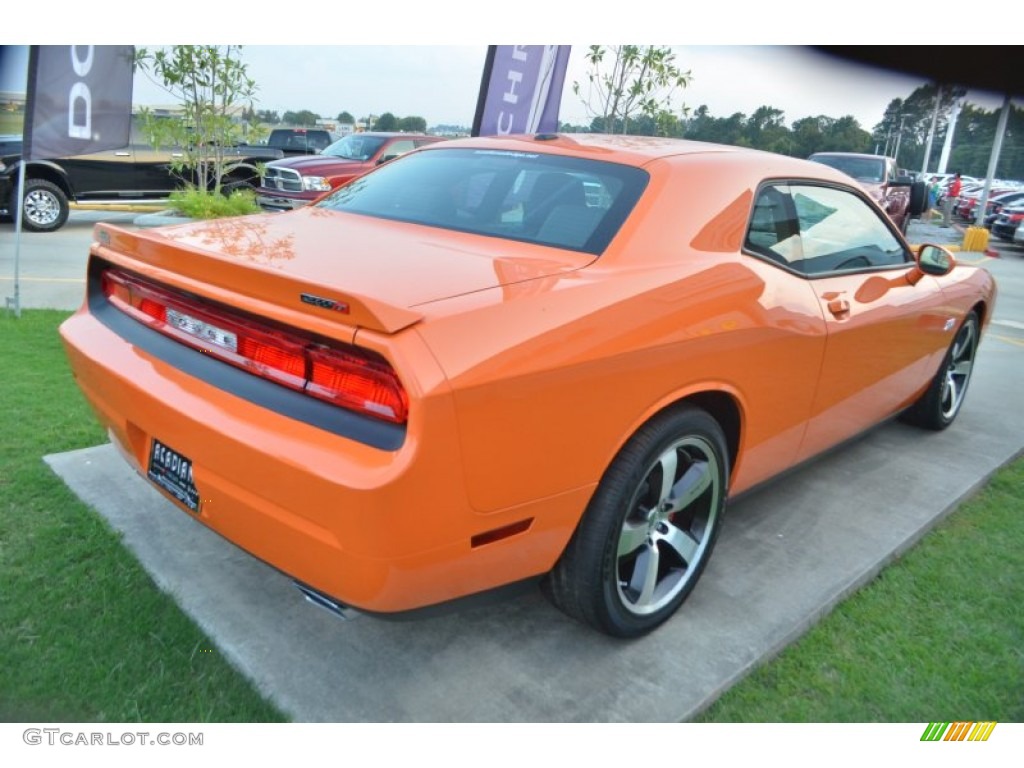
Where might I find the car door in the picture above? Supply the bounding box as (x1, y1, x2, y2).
(772, 182, 956, 462)
(56, 144, 136, 200)
(131, 117, 187, 197)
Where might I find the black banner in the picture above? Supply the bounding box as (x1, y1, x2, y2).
(24, 45, 134, 161)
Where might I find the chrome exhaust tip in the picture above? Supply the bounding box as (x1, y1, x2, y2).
(294, 582, 359, 621)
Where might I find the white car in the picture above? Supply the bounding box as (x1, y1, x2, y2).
(1014, 220, 1024, 245)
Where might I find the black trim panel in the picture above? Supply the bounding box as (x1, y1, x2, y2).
(87, 265, 406, 451)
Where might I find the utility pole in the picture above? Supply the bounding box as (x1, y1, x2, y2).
(938, 99, 963, 174)
(921, 86, 943, 175)
(892, 115, 907, 165)
(973, 95, 1012, 227)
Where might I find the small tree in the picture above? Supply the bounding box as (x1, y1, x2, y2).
(336, 110, 355, 125)
(135, 46, 261, 195)
(374, 112, 398, 131)
(574, 45, 692, 135)
(282, 109, 320, 127)
(398, 115, 427, 133)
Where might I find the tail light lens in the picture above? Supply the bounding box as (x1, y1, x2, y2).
(101, 268, 408, 424)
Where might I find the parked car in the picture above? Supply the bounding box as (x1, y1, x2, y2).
(1015, 220, 1024, 246)
(807, 151, 927, 233)
(60, 134, 996, 638)
(983, 190, 1024, 228)
(0, 118, 282, 233)
(257, 132, 444, 211)
(991, 201, 1024, 240)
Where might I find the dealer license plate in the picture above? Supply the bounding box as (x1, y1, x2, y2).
(147, 439, 200, 513)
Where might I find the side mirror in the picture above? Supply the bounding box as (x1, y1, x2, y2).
(908, 244, 956, 285)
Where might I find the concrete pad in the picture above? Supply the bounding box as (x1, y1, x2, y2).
(45, 329, 1024, 722)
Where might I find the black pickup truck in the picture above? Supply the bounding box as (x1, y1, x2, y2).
(0, 123, 282, 233)
(261, 128, 340, 157)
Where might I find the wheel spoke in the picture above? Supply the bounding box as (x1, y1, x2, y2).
(953, 324, 976, 360)
(945, 375, 961, 408)
(627, 542, 660, 607)
(661, 522, 700, 566)
(655, 448, 678, 504)
(665, 460, 711, 515)
(951, 359, 973, 377)
(617, 520, 649, 557)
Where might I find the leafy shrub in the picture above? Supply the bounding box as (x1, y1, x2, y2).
(167, 187, 261, 219)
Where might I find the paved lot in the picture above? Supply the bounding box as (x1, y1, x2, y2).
(10, 211, 1024, 721)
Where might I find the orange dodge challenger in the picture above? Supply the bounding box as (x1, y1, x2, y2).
(60, 134, 996, 637)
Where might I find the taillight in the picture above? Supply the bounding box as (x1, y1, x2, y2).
(101, 268, 408, 424)
(308, 347, 408, 423)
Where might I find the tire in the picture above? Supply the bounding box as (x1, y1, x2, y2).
(901, 312, 979, 430)
(544, 406, 729, 638)
(220, 177, 257, 197)
(21, 178, 69, 232)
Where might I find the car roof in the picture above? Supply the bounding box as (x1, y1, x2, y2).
(418, 134, 863, 190)
(426, 132, 805, 167)
(355, 132, 437, 139)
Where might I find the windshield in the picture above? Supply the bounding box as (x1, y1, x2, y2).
(323, 134, 387, 161)
(315, 148, 649, 255)
(810, 155, 886, 184)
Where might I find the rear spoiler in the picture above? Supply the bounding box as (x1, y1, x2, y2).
(92, 223, 424, 335)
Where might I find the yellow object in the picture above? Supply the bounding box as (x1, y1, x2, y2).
(962, 226, 990, 253)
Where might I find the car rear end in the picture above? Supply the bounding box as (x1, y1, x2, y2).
(992, 204, 1024, 240)
(58, 216, 577, 613)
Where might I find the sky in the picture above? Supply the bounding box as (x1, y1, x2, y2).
(1, 12, 1018, 134)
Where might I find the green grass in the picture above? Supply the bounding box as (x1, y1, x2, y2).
(0, 311, 286, 722)
(1, 310, 1021, 723)
(699, 457, 1024, 722)
(0, 111, 23, 135)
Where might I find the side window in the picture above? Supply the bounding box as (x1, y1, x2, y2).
(745, 183, 910, 276)
(791, 185, 908, 274)
(744, 184, 802, 267)
(380, 140, 416, 163)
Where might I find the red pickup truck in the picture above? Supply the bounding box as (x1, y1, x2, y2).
(257, 132, 444, 211)
(808, 152, 928, 234)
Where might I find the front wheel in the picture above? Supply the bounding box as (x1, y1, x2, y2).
(544, 406, 729, 638)
(901, 311, 979, 430)
(22, 178, 70, 232)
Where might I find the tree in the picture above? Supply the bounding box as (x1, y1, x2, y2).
(745, 106, 790, 154)
(256, 109, 280, 124)
(374, 112, 398, 131)
(282, 110, 320, 127)
(398, 115, 427, 133)
(573, 45, 691, 134)
(135, 45, 261, 195)
(336, 111, 355, 125)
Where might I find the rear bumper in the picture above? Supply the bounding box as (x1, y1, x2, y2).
(58, 292, 585, 612)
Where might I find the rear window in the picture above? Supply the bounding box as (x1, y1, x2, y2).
(315, 148, 649, 254)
